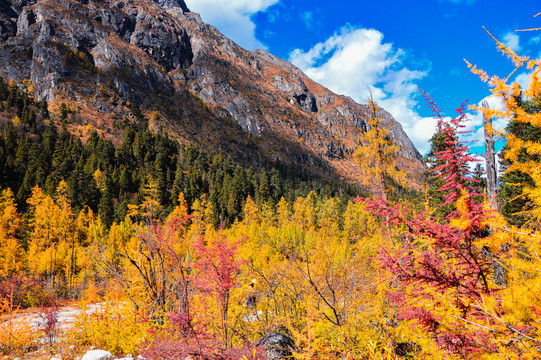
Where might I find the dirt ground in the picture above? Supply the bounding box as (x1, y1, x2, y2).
(1, 302, 104, 333)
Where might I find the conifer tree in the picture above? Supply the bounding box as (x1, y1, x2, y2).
(98, 173, 115, 227)
(0, 188, 23, 276)
(354, 95, 407, 201)
(498, 98, 541, 226)
(354, 95, 407, 237)
(424, 127, 455, 220)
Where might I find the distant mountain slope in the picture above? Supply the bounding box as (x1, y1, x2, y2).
(0, 0, 424, 186)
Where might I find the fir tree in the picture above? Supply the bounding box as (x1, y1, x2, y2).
(498, 97, 541, 226)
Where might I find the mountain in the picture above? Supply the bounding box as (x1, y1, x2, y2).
(0, 0, 423, 185)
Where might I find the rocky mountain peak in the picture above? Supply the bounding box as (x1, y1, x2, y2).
(154, 0, 189, 12)
(0, 0, 424, 186)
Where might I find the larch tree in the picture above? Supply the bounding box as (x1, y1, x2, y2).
(354, 95, 407, 238)
(0, 188, 23, 276)
(26, 186, 61, 277)
(353, 96, 407, 202)
(497, 97, 541, 227)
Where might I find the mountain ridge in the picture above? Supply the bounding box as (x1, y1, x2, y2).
(0, 0, 424, 187)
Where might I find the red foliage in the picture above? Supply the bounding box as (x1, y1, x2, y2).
(358, 94, 498, 357)
(365, 198, 493, 299)
(140, 305, 263, 359)
(191, 226, 248, 346)
(141, 336, 263, 360)
(139, 221, 257, 359)
(192, 229, 246, 305)
(0, 275, 49, 309)
(420, 90, 482, 216)
(40, 300, 59, 347)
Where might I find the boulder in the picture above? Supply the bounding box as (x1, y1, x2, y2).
(81, 350, 114, 360)
(254, 332, 296, 360)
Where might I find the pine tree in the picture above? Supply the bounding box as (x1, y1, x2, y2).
(98, 173, 115, 227)
(424, 127, 454, 220)
(498, 98, 541, 227)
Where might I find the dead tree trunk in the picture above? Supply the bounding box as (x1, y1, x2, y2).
(482, 100, 498, 210)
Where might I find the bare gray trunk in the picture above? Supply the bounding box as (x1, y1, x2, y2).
(482, 100, 498, 210)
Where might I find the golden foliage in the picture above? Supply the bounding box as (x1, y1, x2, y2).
(0, 293, 38, 356)
(67, 299, 151, 355)
(0, 188, 23, 276)
(354, 99, 407, 197)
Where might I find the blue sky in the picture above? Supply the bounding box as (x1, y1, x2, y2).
(184, 0, 541, 155)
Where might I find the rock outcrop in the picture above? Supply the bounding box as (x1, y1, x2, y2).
(254, 332, 296, 360)
(0, 0, 424, 185)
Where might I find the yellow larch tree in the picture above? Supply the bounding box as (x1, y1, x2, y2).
(128, 175, 162, 221)
(55, 180, 78, 285)
(26, 186, 61, 277)
(0, 188, 23, 276)
(354, 96, 407, 201)
(167, 192, 189, 222)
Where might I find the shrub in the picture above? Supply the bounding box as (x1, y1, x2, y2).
(0, 292, 38, 356)
(0, 275, 50, 309)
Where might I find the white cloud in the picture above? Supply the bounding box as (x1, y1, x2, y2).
(300, 10, 321, 31)
(462, 95, 507, 148)
(502, 32, 521, 52)
(184, 0, 278, 50)
(289, 26, 436, 154)
(515, 71, 531, 90)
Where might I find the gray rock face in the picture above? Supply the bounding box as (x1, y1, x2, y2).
(254, 332, 296, 360)
(0, 0, 23, 41)
(272, 74, 318, 113)
(128, 8, 193, 71)
(154, 0, 189, 12)
(0, 0, 192, 101)
(0, 12, 17, 41)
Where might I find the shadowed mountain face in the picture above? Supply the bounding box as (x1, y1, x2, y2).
(0, 0, 424, 185)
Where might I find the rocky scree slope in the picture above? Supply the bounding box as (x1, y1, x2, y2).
(0, 0, 423, 185)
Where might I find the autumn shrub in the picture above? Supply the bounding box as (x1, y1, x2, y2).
(0, 275, 50, 309)
(40, 301, 59, 348)
(0, 292, 39, 356)
(232, 196, 402, 359)
(67, 300, 151, 356)
(140, 311, 265, 360)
